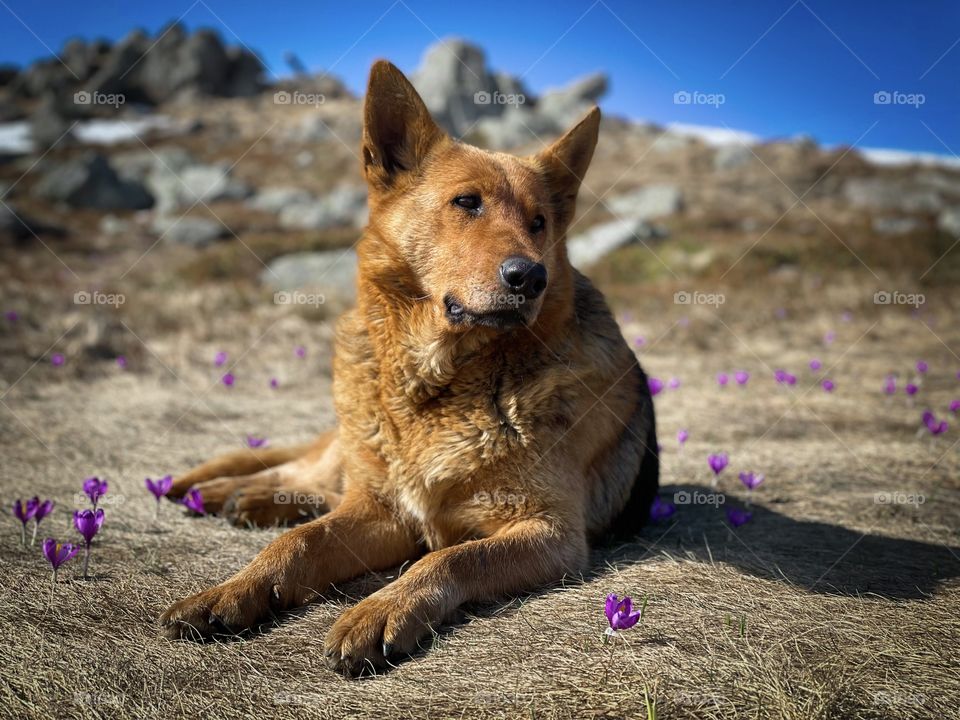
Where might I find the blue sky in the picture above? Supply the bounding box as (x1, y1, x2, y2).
(1, 0, 958, 155)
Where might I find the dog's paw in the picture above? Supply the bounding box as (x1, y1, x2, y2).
(222, 486, 326, 528)
(159, 575, 281, 641)
(323, 586, 443, 676)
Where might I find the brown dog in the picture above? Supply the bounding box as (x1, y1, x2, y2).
(160, 61, 658, 675)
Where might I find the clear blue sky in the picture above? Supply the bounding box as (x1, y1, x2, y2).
(2, 0, 958, 155)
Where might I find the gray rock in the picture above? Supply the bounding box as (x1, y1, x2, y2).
(278, 185, 367, 230)
(152, 215, 226, 247)
(33, 152, 153, 210)
(247, 186, 314, 214)
(938, 207, 960, 237)
(843, 177, 942, 213)
(606, 185, 683, 220)
(113, 147, 195, 182)
(567, 217, 666, 268)
(713, 144, 753, 171)
(872, 217, 921, 235)
(535, 73, 607, 129)
(29, 94, 77, 149)
(474, 106, 557, 150)
(147, 162, 251, 213)
(260, 249, 358, 301)
(0, 204, 36, 240)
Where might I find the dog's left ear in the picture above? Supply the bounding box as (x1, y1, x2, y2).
(362, 60, 446, 191)
(532, 107, 601, 229)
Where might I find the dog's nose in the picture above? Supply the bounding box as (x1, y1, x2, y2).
(499, 256, 547, 299)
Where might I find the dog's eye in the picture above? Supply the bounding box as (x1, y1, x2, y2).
(530, 214, 546, 233)
(453, 195, 482, 212)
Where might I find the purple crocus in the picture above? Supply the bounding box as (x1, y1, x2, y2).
(822, 379, 836, 393)
(42, 538, 79, 585)
(949, 400, 960, 414)
(5, 310, 18, 323)
(247, 436, 268, 448)
(82, 477, 108, 508)
(182, 488, 206, 515)
(30, 498, 54, 546)
(668, 377, 681, 390)
(708, 453, 729, 478)
(115, 355, 127, 370)
(726, 507, 753, 528)
(73, 508, 104, 579)
(295, 345, 307, 359)
(716, 373, 729, 387)
(923, 411, 949, 436)
(916, 360, 928, 374)
(824, 331, 836, 345)
(222, 372, 235, 387)
(905, 383, 919, 397)
(604, 594, 641, 634)
(647, 377, 664, 397)
(677, 429, 689, 447)
(883, 376, 897, 395)
(51, 353, 65, 367)
(734, 371, 749, 386)
(809, 359, 822, 371)
(739, 472, 765, 491)
(145, 475, 173, 518)
(13, 498, 37, 545)
(648, 496, 676, 524)
(214, 350, 228, 367)
(270, 377, 279, 389)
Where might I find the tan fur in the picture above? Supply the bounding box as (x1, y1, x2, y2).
(160, 61, 657, 675)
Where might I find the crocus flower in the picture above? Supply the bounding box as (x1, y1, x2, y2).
(247, 436, 268, 448)
(270, 378, 279, 389)
(726, 507, 753, 528)
(883, 376, 897, 395)
(677, 429, 689, 446)
(905, 383, 918, 397)
(42, 538, 79, 585)
(668, 377, 681, 390)
(716, 373, 729, 387)
(604, 594, 641, 634)
(923, 411, 949, 436)
(51, 353, 65, 367)
(73, 508, 104, 579)
(295, 345, 307, 358)
(734, 371, 749, 386)
(824, 331, 836, 344)
(822, 379, 835, 392)
(214, 350, 228, 367)
(916, 361, 928, 374)
(809, 359, 822, 371)
(634, 337, 645, 348)
(784, 373, 797, 386)
(647, 377, 664, 397)
(82, 477, 108, 508)
(145, 475, 173, 518)
(115, 356, 127, 369)
(182, 488, 206, 515)
(222, 373, 235, 387)
(739, 472, 764, 491)
(949, 400, 960, 414)
(841, 311, 853, 323)
(13, 498, 37, 545)
(31, 498, 54, 545)
(649, 496, 676, 524)
(5, 310, 18, 323)
(708, 453, 729, 478)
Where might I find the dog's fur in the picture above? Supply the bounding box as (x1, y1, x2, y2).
(159, 61, 658, 675)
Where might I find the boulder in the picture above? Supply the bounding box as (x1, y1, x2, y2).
(29, 95, 76, 149)
(33, 152, 153, 210)
(872, 217, 921, 235)
(535, 73, 607, 129)
(278, 185, 367, 230)
(260, 249, 358, 301)
(566, 217, 666, 268)
(606, 185, 683, 219)
(152, 215, 227, 247)
(843, 177, 942, 213)
(713, 144, 753, 171)
(247, 186, 314, 214)
(939, 207, 960, 237)
(147, 162, 251, 213)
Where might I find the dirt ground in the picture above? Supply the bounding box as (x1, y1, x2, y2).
(1, 260, 958, 719)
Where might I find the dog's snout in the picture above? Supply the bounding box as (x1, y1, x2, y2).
(499, 256, 547, 300)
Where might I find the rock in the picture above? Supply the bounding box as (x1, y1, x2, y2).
(29, 95, 76, 149)
(650, 132, 693, 154)
(151, 215, 226, 247)
(224, 46, 265, 97)
(713, 144, 753, 171)
(33, 152, 153, 210)
(113, 147, 195, 182)
(278, 185, 367, 230)
(147, 162, 251, 213)
(872, 217, 921, 235)
(843, 177, 942, 213)
(0, 64, 19, 86)
(535, 73, 607, 129)
(606, 185, 683, 219)
(567, 217, 666, 268)
(260, 249, 358, 301)
(99, 214, 131, 236)
(247, 186, 314, 214)
(0, 98, 25, 122)
(0, 204, 37, 240)
(938, 207, 960, 237)
(474, 106, 557, 150)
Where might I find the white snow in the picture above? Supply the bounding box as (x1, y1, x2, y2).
(0, 122, 32, 154)
(662, 123, 761, 147)
(0, 116, 175, 154)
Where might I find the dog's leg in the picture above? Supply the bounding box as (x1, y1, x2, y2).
(168, 429, 337, 498)
(324, 517, 587, 675)
(159, 489, 419, 640)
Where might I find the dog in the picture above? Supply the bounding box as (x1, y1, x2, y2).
(160, 60, 658, 675)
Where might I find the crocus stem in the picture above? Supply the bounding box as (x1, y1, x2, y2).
(83, 545, 91, 579)
(31, 523, 38, 546)
(20, 524, 25, 546)
(154, 500, 160, 520)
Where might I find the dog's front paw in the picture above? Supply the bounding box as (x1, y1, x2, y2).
(159, 574, 283, 640)
(323, 586, 445, 676)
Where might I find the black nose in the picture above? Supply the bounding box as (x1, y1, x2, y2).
(499, 256, 547, 299)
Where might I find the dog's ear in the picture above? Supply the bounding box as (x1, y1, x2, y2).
(362, 60, 445, 190)
(532, 107, 600, 229)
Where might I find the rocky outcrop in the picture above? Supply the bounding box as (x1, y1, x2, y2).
(32, 152, 153, 210)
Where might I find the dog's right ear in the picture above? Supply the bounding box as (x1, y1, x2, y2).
(362, 60, 445, 190)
